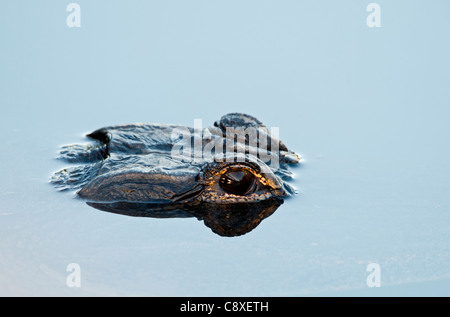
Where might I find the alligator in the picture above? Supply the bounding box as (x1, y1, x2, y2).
(51, 113, 301, 236)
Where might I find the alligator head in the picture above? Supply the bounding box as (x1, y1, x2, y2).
(51, 113, 301, 236)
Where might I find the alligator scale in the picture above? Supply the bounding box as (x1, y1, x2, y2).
(51, 113, 300, 236)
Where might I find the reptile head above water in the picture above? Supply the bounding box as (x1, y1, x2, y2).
(52, 113, 301, 236)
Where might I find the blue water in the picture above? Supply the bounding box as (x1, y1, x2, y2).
(1, 1, 449, 296)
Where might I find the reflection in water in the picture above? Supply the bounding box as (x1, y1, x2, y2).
(87, 198, 283, 237)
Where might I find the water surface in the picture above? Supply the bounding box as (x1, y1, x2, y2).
(1, 1, 450, 296)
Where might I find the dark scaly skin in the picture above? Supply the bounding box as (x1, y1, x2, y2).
(51, 113, 300, 236)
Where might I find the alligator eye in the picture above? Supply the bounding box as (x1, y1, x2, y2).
(219, 169, 256, 196)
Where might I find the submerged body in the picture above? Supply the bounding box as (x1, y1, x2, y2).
(52, 113, 300, 236)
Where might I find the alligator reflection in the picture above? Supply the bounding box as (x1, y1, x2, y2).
(86, 198, 283, 237)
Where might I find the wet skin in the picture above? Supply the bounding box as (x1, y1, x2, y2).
(52, 113, 300, 236)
